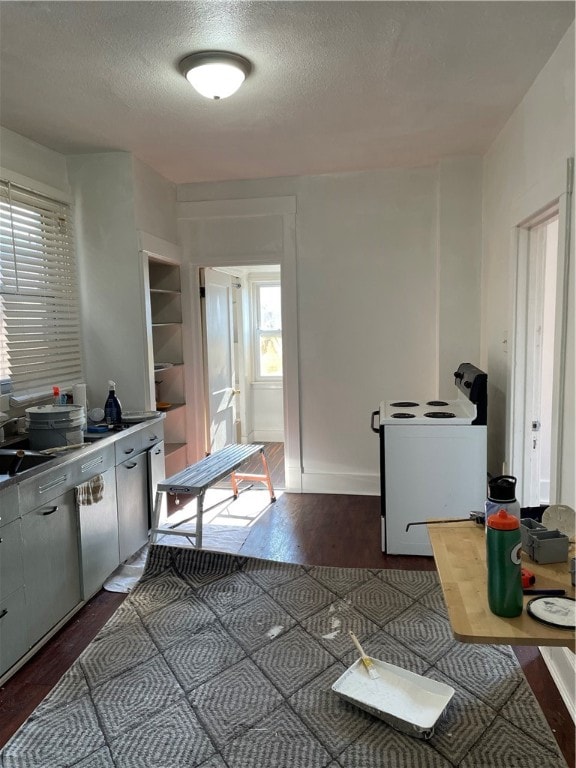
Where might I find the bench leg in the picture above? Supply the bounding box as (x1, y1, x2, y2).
(230, 471, 240, 499)
(151, 490, 164, 531)
(231, 449, 276, 502)
(195, 490, 205, 549)
(259, 450, 276, 502)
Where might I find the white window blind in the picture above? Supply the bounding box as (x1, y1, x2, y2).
(0, 180, 83, 395)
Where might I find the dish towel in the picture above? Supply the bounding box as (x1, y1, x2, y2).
(75, 475, 104, 506)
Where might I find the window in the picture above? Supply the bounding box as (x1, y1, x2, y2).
(253, 281, 282, 379)
(0, 180, 82, 396)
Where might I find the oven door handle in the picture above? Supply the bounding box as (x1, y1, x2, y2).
(371, 410, 380, 434)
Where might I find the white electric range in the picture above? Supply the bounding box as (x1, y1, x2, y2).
(371, 363, 487, 556)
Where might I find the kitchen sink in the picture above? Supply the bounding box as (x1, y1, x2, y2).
(0, 436, 31, 450)
(0, 448, 54, 476)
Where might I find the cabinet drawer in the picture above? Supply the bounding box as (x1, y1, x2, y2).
(0, 518, 24, 600)
(140, 422, 163, 452)
(19, 466, 74, 511)
(0, 587, 28, 677)
(114, 433, 142, 464)
(0, 485, 20, 527)
(72, 444, 115, 483)
(114, 422, 163, 464)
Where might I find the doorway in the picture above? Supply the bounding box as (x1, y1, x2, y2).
(510, 204, 567, 508)
(179, 193, 300, 492)
(200, 265, 286, 489)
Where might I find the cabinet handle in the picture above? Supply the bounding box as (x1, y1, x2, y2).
(124, 463, 137, 470)
(123, 448, 135, 455)
(81, 455, 104, 473)
(0, 609, 7, 619)
(148, 434, 158, 441)
(154, 448, 162, 456)
(42, 506, 59, 516)
(39, 475, 66, 494)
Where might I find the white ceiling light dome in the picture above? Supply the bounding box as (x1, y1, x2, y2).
(179, 51, 252, 100)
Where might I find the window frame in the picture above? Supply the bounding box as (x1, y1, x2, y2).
(251, 279, 283, 382)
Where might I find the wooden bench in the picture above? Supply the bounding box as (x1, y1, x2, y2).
(149, 443, 276, 549)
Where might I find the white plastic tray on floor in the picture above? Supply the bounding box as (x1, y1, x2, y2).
(332, 658, 455, 740)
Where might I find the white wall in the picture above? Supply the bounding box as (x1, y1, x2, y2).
(67, 152, 147, 412)
(482, 23, 575, 505)
(249, 384, 284, 443)
(67, 153, 179, 413)
(0, 127, 69, 191)
(178, 162, 483, 493)
(437, 157, 483, 398)
(132, 156, 178, 244)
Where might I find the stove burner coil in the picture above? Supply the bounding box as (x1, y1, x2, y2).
(391, 412, 416, 419)
(424, 411, 455, 419)
(426, 400, 449, 406)
(389, 401, 419, 408)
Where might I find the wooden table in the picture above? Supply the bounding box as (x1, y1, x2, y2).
(428, 521, 575, 650)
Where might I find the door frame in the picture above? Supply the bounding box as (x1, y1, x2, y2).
(508, 192, 570, 506)
(178, 196, 302, 491)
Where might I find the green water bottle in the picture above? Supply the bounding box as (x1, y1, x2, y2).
(486, 509, 523, 617)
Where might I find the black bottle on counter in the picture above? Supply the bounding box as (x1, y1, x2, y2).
(104, 380, 122, 425)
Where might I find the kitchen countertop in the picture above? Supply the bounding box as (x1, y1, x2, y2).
(428, 520, 575, 650)
(0, 415, 165, 489)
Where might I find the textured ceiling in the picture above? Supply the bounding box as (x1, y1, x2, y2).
(0, 1, 573, 184)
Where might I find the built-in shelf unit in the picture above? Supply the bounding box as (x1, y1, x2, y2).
(148, 259, 188, 477)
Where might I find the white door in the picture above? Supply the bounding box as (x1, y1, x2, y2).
(202, 268, 236, 452)
(524, 216, 558, 504)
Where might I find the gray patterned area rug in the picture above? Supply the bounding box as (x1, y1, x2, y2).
(1, 547, 567, 768)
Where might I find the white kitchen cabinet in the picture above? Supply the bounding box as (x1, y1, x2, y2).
(147, 439, 166, 521)
(116, 451, 149, 563)
(0, 484, 19, 527)
(114, 422, 164, 563)
(0, 418, 164, 683)
(0, 589, 27, 677)
(22, 488, 81, 647)
(0, 495, 27, 677)
(76, 466, 119, 599)
(0, 518, 24, 603)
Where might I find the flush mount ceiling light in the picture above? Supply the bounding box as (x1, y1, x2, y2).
(179, 51, 252, 100)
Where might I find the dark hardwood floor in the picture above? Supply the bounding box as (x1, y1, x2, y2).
(214, 440, 286, 490)
(1, 491, 573, 767)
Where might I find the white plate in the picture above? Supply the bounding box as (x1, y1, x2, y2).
(154, 362, 174, 371)
(122, 411, 161, 423)
(332, 658, 454, 739)
(527, 596, 575, 629)
(542, 504, 576, 541)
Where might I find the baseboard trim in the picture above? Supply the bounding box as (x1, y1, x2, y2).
(539, 646, 576, 723)
(251, 430, 285, 442)
(301, 471, 380, 496)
